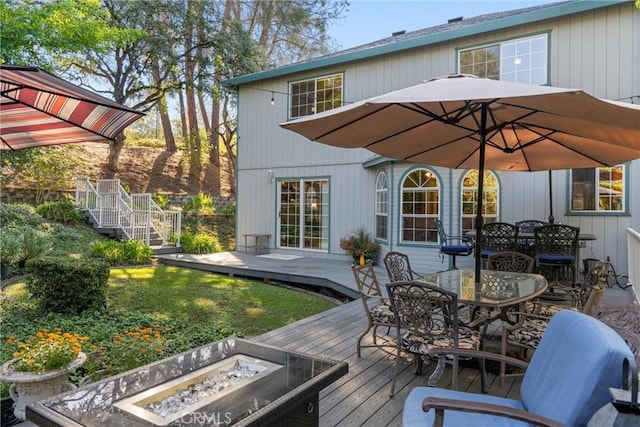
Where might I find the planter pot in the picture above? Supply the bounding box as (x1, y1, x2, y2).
(0, 353, 85, 421)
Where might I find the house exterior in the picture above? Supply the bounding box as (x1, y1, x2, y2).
(223, 0, 640, 278)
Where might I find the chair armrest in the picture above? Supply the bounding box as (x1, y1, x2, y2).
(421, 397, 565, 427)
(445, 235, 474, 249)
(428, 348, 529, 370)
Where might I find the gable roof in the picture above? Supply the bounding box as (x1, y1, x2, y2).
(223, 0, 629, 88)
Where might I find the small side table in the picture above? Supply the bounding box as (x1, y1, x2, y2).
(244, 234, 271, 254)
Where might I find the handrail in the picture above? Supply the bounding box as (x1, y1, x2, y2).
(75, 178, 181, 247)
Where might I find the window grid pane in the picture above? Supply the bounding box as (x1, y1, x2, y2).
(572, 166, 624, 212)
(290, 74, 343, 119)
(375, 172, 389, 240)
(401, 169, 439, 243)
(461, 170, 499, 235)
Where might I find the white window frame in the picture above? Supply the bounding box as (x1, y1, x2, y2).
(458, 33, 549, 85)
(289, 73, 343, 119)
(375, 171, 388, 241)
(400, 168, 440, 244)
(460, 170, 499, 235)
(570, 165, 626, 213)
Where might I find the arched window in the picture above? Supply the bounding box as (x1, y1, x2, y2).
(401, 168, 439, 243)
(461, 170, 499, 235)
(375, 171, 388, 240)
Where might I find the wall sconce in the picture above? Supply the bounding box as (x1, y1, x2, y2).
(267, 169, 274, 184)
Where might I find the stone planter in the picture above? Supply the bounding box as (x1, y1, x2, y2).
(0, 352, 86, 421)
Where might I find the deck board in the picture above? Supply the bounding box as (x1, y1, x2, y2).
(156, 251, 637, 426)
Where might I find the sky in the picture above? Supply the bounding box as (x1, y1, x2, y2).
(328, 0, 559, 49)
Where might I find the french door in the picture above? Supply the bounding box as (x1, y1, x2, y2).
(278, 179, 329, 250)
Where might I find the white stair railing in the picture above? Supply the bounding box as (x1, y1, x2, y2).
(75, 178, 181, 247)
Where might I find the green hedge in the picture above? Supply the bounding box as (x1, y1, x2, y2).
(25, 257, 110, 314)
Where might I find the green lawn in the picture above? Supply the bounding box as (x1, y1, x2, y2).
(0, 265, 336, 390)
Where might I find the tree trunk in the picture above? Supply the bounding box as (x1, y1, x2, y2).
(107, 134, 125, 172)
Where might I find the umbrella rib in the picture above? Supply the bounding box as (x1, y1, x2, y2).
(311, 104, 391, 140)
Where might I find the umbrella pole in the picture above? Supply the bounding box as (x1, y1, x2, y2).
(548, 170, 555, 224)
(474, 104, 488, 283)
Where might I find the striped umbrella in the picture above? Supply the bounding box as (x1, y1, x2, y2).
(1, 65, 144, 151)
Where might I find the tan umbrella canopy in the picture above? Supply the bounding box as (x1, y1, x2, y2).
(1, 64, 144, 151)
(280, 74, 640, 281)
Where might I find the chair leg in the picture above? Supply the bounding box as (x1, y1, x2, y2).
(357, 326, 372, 358)
(389, 343, 402, 397)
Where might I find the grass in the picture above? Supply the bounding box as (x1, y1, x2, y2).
(0, 265, 337, 393)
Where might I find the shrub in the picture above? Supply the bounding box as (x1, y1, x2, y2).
(152, 193, 171, 209)
(25, 256, 110, 314)
(339, 227, 380, 262)
(0, 203, 42, 228)
(36, 200, 85, 224)
(90, 240, 153, 265)
(182, 192, 215, 215)
(15, 227, 51, 267)
(180, 231, 222, 254)
(0, 232, 20, 268)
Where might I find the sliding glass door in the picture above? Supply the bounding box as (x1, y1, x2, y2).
(278, 179, 329, 250)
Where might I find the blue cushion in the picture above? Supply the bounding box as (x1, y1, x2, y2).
(401, 311, 634, 427)
(521, 311, 634, 426)
(538, 253, 574, 264)
(480, 249, 497, 258)
(403, 387, 528, 427)
(442, 245, 471, 255)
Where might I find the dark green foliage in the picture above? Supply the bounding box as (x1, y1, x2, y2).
(180, 231, 223, 254)
(25, 256, 110, 314)
(36, 200, 85, 224)
(90, 240, 153, 265)
(0, 202, 42, 228)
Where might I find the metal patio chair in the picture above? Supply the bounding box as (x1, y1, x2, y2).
(435, 219, 474, 269)
(386, 281, 482, 397)
(351, 263, 396, 358)
(383, 251, 421, 282)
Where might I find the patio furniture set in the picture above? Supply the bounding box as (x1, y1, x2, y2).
(351, 245, 639, 426)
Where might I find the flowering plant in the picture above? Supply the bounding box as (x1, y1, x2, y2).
(339, 227, 380, 262)
(5, 328, 88, 373)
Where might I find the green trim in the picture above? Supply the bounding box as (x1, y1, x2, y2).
(223, 1, 627, 87)
(363, 156, 394, 169)
(564, 163, 632, 216)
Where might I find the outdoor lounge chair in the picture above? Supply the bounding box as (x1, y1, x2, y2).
(402, 310, 634, 427)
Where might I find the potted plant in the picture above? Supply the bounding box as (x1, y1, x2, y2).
(0, 328, 87, 421)
(339, 227, 381, 265)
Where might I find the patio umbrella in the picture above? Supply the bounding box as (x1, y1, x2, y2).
(1, 64, 143, 151)
(280, 74, 640, 282)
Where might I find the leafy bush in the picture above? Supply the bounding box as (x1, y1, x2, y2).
(25, 256, 110, 314)
(36, 200, 85, 224)
(0, 203, 42, 228)
(182, 192, 215, 215)
(180, 231, 222, 254)
(152, 193, 171, 209)
(339, 227, 380, 262)
(0, 232, 20, 267)
(90, 240, 153, 265)
(15, 227, 51, 267)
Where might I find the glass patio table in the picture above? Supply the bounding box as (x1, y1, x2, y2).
(418, 269, 548, 329)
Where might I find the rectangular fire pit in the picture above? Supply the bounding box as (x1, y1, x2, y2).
(26, 339, 348, 426)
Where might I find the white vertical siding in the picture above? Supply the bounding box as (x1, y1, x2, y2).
(235, 2, 639, 276)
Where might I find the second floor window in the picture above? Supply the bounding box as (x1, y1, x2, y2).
(458, 33, 548, 85)
(571, 166, 625, 212)
(289, 74, 343, 119)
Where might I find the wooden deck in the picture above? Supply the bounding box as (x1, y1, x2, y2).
(156, 251, 637, 426)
